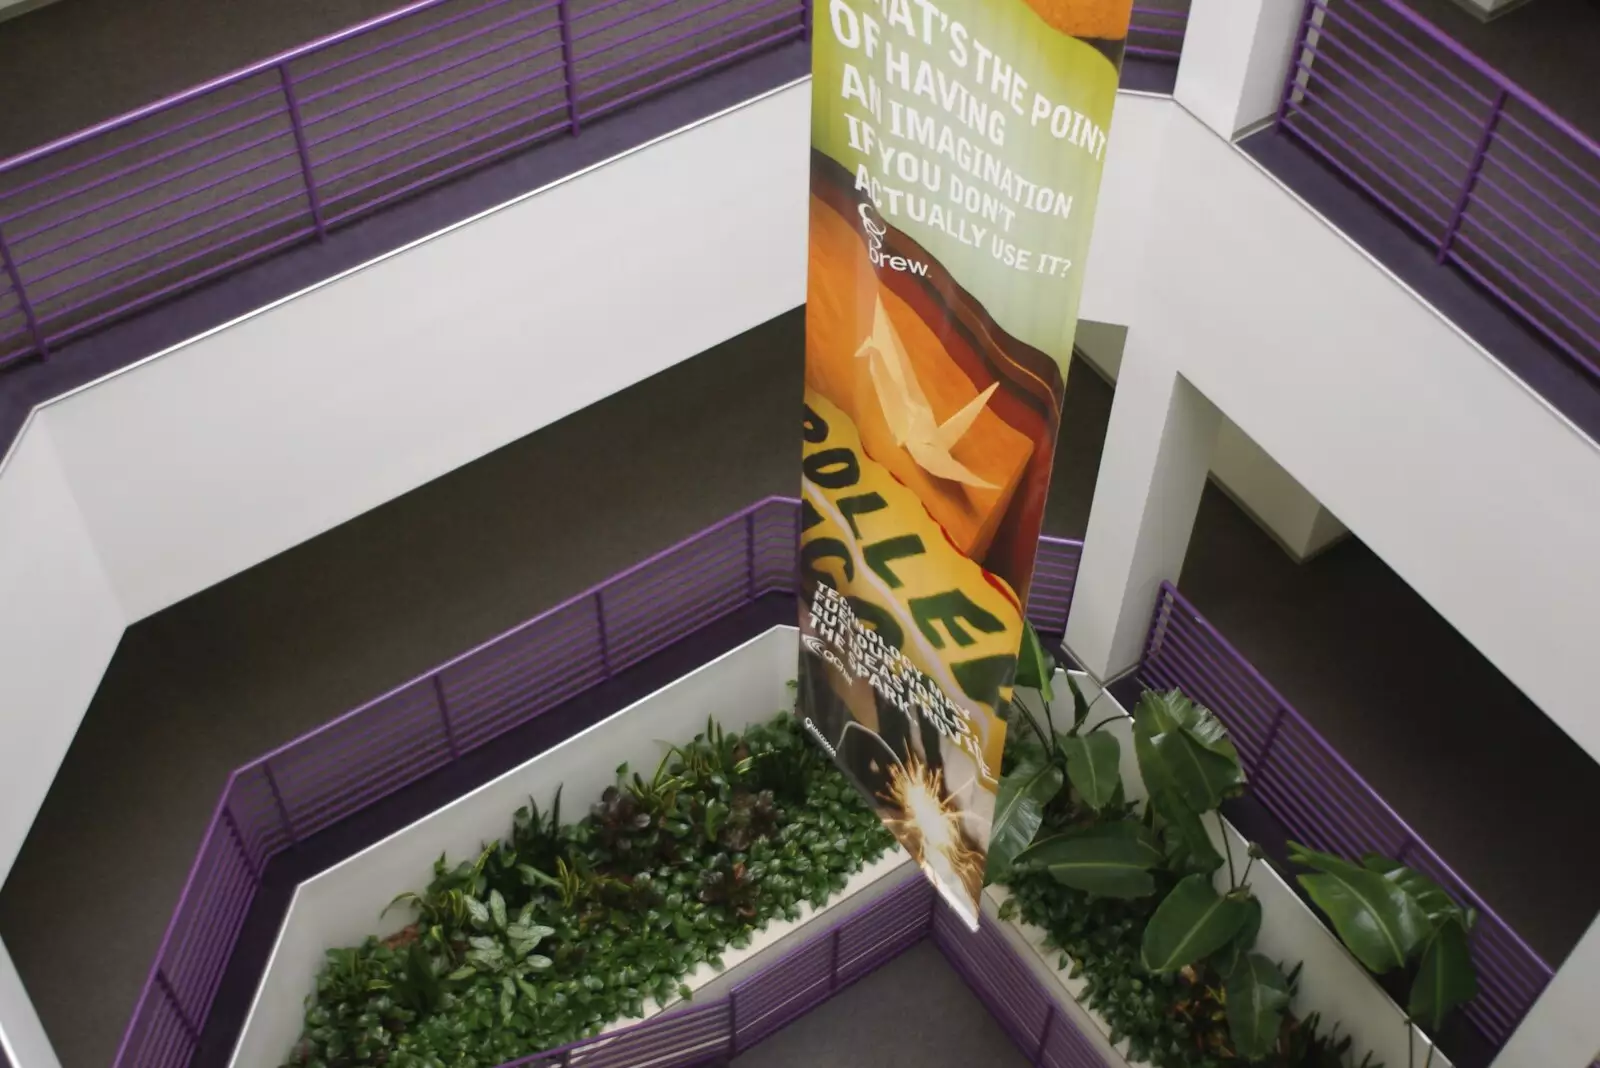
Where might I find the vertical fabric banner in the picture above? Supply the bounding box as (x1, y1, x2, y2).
(797, 0, 1131, 926)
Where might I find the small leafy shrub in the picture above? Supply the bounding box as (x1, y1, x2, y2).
(287, 714, 894, 1068)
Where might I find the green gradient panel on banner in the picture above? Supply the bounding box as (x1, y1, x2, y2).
(810, 0, 1120, 372)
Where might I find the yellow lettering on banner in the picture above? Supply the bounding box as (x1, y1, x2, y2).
(801, 389, 1018, 785)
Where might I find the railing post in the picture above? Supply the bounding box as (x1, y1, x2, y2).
(0, 222, 47, 360)
(1140, 584, 1175, 665)
(745, 511, 757, 600)
(1033, 1002, 1057, 1064)
(1437, 87, 1507, 265)
(261, 759, 299, 845)
(220, 805, 262, 884)
(278, 63, 328, 241)
(726, 989, 738, 1057)
(154, 969, 202, 1047)
(1275, 0, 1320, 130)
(1251, 707, 1290, 780)
(829, 926, 842, 989)
(594, 590, 612, 677)
(432, 675, 460, 760)
(557, 0, 582, 134)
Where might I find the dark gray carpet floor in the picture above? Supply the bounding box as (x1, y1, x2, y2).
(0, 310, 1595, 1068)
(730, 941, 1031, 1068)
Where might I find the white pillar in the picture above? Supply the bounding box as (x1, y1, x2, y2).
(1064, 335, 1220, 679)
(1174, 0, 1310, 138)
(0, 937, 60, 1068)
(1494, 909, 1600, 1068)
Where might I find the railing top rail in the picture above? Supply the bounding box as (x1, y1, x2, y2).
(0, 0, 471, 177)
(248, 494, 798, 769)
(1153, 580, 1552, 973)
(1326, 0, 1600, 160)
(250, 498, 1083, 771)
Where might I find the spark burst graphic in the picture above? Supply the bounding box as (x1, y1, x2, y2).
(879, 757, 985, 906)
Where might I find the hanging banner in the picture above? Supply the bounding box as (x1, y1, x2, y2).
(796, 0, 1131, 927)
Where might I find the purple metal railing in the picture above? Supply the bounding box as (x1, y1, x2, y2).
(0, 0, 810, 371)
(1128, 3, 1190, 64)
(1137, 580, 1553, 1051)
(113, 495, 1084, 1068)
(1278, 0, 1600, 379)
(934, 900, 1110, 1068)
(0, 3, 1189, 374)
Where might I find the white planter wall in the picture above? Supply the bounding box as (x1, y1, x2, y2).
(231, 626, 913, 1068)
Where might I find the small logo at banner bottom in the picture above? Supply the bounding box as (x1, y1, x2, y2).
(801, 717, 838, 759)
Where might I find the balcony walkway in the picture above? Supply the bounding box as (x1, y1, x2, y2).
(2, 310, 1595, 1068)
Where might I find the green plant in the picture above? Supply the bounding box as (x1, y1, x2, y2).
(988, 622, 1131, 883)
(1290, 843, 1479, 1067)
(291, 713, 894, 1068)
(990, 635, 1379, 1067)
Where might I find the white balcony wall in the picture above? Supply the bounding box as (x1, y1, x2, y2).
(1073, 320, 1349, 562)
(0, 938, 59, 1068)
(4, 26, 1600, 1065)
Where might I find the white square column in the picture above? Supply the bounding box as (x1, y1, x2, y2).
(1063, 336, 1220, 680)
(1175, 0, 1310, 138)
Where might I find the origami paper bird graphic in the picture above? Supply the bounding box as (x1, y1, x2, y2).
(855, 295, 999, 489)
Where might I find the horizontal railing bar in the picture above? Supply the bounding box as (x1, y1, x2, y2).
(1445, 251, 1600, 378)
(33, 220, 316, 347)
(316, 88, 569, 190)
(1453, 222, 1600, 333)
(316, 105, 567, 222)
(1307, 4, 1489, 133)
(1301, 40, 1474, 153)
(1291, 56, 1472, 189)
(1456, 199, 1598, 319)
(1314, 0, 1493, 114)
(1126, 45, 1181, 59)
(307, 41, 565, 149)
(3, 109, 287, 237)
(0, 0, 491, 176)
(29, 187, 308, 308)
(574, 0, 757, 59)
(577, 0, 795, 87)
(21, 157, 301, 292)
(570, 0, 706, 47)
(108, 772, 244, 1068)
(314, 60, 565, 171)
(1460, 185, 1600, 304)
(1284, 94, 1453, 216)
(303, 7, 561, 113)
(1476, 151, 1600, 254)
(242, 499, 786, 768)
(1348, 0, 1600, 160)
(303, 0, 561, 92)
(1282, 103, 1450, 236)
(0, 85, 284, 211)
(1292, 41, 1477, 161)
(1493, 109, 1600, 197)
(1152, 584, 1554, 979)
(579, 14, 800, 108)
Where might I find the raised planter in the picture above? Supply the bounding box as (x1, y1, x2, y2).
(986, 671, 1454, 1068)
(231, 625, 912, 1068)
